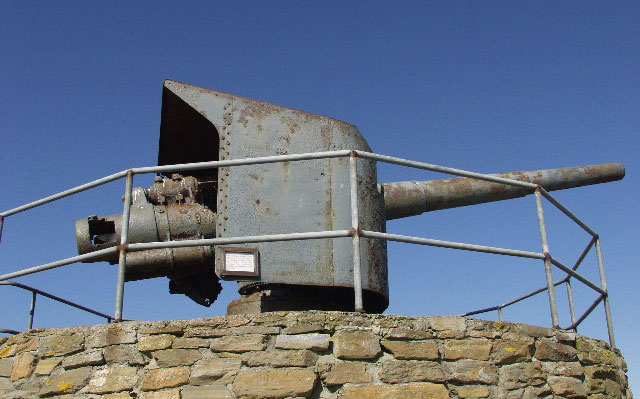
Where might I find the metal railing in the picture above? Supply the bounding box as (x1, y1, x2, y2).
(0, 150, 615, 346)
(1, 282, 113, 332)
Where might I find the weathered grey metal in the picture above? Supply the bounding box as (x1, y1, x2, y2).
(595, 238, 615, 347)
(535, 188, 560, 329)
(28, 292, 36, 329)
(381, 163, 625, 220)
(115, 170, 133, 322)
(349, 153, 364, 312)
(158, 80, 388, 313)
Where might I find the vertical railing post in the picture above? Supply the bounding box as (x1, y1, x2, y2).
(566, 280, 577, 331)
(349, 152, 364, 312)
(28, 292, 37, 329)
(534, 187, 559, 328)
(497, 307, 503, 321)
(0, 215, 4, 243)
(595, 237, 616, 347)
(114, 170, 134, 322)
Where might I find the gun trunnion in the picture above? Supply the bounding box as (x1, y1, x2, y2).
(74, 80, 625, 314)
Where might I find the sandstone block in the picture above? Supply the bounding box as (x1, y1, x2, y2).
(34, 357, 62, 375)
(104, 345, 146, 365)
(384, 326, 433, 340)
(137, 334, 174, 352)
(40, 366, 91, 397)
(341, 383, 449, 399)
(0, 358, 13, 377)
(182, 384, 233, 399)
(232, 368, 317, 399)
(39, 333, 84, 357)
(444, 340, 492, 360)
(381, 339, 439, 360)
(0, 345, 16, 358)
(548, 375, 587, 398)
(141, 367, 190, 391)
(242, 349, 318, 367)
(428, 316, 466, 338)
(576, 337, 617, 366)
(506, 324, 552, 338)
(15, 336, 39, 354)
(140, 388, 181, 399)
(189, 357, 242, 385)
(282, 323, 324, 334)
(185, 327, 230, 338)
(173, 337, 209, 348)
(490, 340, 533, 364)
(275, 333, 330, 351)
(139, 323, 184, 335)
(457, 385, 490, 398)
(542, 361, 583, 377)
(61, 350, 104, 369)
(443, 359, 497, 384)
(210, 334, 268, 352)
(535, 339, 577, 361)
(104, 392, 134, 399)
(10, 352, 34, 381)
(87, 365, 139, 394)
(332, 331, 381, 359)
(152, 348, 202, 367)
(379, 360, 444, 383)
(232, 326, 281, 335)
(88, 325, 136, 348)
(499, 362, 545, 389)
(323, 362, 372, 386)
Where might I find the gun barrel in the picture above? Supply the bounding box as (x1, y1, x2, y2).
(381, 163, 625, 220)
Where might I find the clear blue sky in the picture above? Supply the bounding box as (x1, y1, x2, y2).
(1, 1, 638, 389)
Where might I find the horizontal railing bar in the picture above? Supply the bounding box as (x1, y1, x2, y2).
(462, 275, 570, 317)
(132, 150, 352, 175)
(0, 247, 119, 282)
(549, 257, 605, 295)
(362, 230, 545, 259)
(128, 230, 353, 251)
(355, 151, 537, 189)
(0, 329, 20, 335)
(564, 294, 605, 330)
(539, 188, 598, 237)
(1, 171, 128, 218)
(0, 281, 113, 321)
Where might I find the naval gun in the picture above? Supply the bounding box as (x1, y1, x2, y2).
(74, 80, 625, 314)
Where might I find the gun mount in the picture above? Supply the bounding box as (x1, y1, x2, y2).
(74, 80, 625, 314)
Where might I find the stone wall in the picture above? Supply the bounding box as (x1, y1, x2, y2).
(0, 311, 631, 398)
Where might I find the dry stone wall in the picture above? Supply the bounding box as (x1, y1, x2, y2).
(0, 311, 631, 399)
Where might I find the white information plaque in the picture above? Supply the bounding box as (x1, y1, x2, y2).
(219, 247, 260, 277)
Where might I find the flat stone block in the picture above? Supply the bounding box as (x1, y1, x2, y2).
(104, 345, 146, 365)
(443, 359, 497, 384)
(137, 334, 174, 352)
(535, 339, 577, 361)
(40, 366, 91, 397)
(444, 340, 492, 361)
(232, 368, 317, 399)
(152, 348, 202, 367)
(34, 357, 62, 375)
(210, 334, 268, 352)
(275, 333, 330, 351)
(490, 340, 533, 364)
(140, 388, 181, 399)
(189, 357, 242, 385)
(87, 365, 139, 394)
(243, 349, 318, 367)
(341, 383, 449, 399)
(379, 360, 444, 383)
(332, 331, 381, 360)
(182, 384, 233, 399)
(39, 333, 84, 357)
(323, 362, 372, 386)
(10, 352, 34, 381)
(548, 376, 587, 398)
(381, 340, 439, 360)
(141, 367, 190, 391)
(61, 350, 104, 369)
